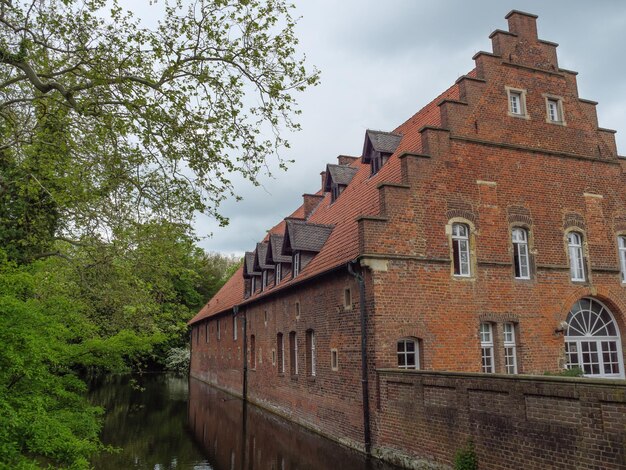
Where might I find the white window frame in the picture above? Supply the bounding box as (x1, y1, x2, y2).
(278, 333, 285, 374)
(503, 322, 517, 374)
(293, 252, 301, 277)
(506, 87, 528, 118)
(567, 232, 586, 282)
(617, 235, 626, 283)
(251, 276, 256, 294)
(480, 323, 494, 373)
(544, 94, 566, 125)
(308, 330, 316, 377)
(452, 223, 471, 277)
(233, 316, 238, 341)
(397, 338, 420, 370)
(261, 270, 268, 291)
(512, 227, 530, 279)
(275, 263, 282, 284)
(565, 298, 624, 378)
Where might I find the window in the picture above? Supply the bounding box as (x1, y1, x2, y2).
(480, 323, 494, 373)
(344, 288, 352, 310)
(397, 338, 419, 369)
(295, 301, 300, 319)
(272, 349, 276, 366)
(617, 235, 626, 282)
(565, 298, 624, 378)
(217, 319, 221, 340)
(503, 323, 517, 374)
(277, 333, 285, 374)
(331, 183, 345, 203)
(545, 96, 565, 124)
(264, 310, 268, 327)
(205, 322, 209, 343)
(261, 270, 268, 291)
(512, 228, 530, 279)
(567, 232, 585, 281)
(275, 263, 282, 284)
(195, 326, 199, 345)
(306, 329, 316, 377)
(293, 252, 301, 277)
(331, 349, 339, 371)
(233, 316, 238, 341)
(250, 334, 256, 369)
(289, 331, 298, 375)
(452, 223, 471, 277)
(506, 87, 527, 118)
(251, 276, 256, 294)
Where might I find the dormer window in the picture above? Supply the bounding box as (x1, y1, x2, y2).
(362, 130, 401, 176)
(293, 252, 301, 277)
(261, 270, 268, 291)
(331, 183, 345, 203)
(251, 276, 257, 293)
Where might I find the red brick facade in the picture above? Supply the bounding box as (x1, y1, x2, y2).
(190, 11, 626, 469)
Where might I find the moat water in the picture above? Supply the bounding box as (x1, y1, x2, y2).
(89, 374, 402, 470)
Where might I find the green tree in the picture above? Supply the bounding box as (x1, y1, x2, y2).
(0, 0, 318, 244)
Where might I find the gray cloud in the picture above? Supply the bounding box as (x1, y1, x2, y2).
(124, 1, 626, 255)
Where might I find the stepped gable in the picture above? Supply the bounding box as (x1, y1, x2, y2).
(188, 73, 466, 325)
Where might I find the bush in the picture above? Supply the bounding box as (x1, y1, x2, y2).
(454, 439, 478, 470)
(164, 347, 190, 375)
(543, 366, 584, 377)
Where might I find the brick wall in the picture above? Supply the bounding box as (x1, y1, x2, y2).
(374, 370, 626, 470)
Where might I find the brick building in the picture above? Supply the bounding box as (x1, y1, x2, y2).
(189, 11, 626, 469)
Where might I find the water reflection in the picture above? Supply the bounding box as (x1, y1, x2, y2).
(90, 375, 399, 470)
(90, 374, 207, 469)
(188, 378, 399, 470)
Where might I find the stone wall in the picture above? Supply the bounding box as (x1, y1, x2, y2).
(374, 370, 626, 470)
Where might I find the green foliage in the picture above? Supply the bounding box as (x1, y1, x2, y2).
(454, 439, 478, 470)
(543, 366, 584, 377)
(164, 347, 191, 375)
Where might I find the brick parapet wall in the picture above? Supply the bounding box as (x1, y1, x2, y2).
(373, 369, 626, 470)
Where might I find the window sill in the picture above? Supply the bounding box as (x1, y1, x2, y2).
(306, 377, 316, 383)
(290, 375, 298, 382)
(278, 372, 285, 377)
(508, 112, 530, 120)
(547, 119, 567, 126)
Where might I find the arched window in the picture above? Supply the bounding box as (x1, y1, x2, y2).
(512, 228, 530, 279)
(452, 223, 471, 277)
(565, 298, 624, 378)
(567, 232, 585, 281)
(397, 338, 420, 369)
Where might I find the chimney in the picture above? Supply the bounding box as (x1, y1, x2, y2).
(337, 155, 359, 166)
(303, 194, 324, 219)
(505, 10, 538, 41)
(320, 171, 327, 191)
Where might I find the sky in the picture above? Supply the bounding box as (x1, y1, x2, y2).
(132, 1, 626, 256)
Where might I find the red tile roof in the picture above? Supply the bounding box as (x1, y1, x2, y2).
(189, 75, 465, 325)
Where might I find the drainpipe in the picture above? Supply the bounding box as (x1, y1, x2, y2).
(347, 260, 371, 455)
(236, 305, 248, 402)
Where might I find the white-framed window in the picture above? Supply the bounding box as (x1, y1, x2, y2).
(306, 329, 316, 377)
(480, 323, 494, 373)
(331, 349, 339, 371)
(233, 316, 238, 341)
(545, 96, 565, 124)
(506, 87, 527, 118)
(293, 252, 301, 277)
(452, 223, 471, 277)
(261, 270, 268, 291)
(289, 331, 298, 375)
(617, 235, 626, 283)
(503, 322, 517, 374)
(565, 298, 624, 378)
(512, 227, 530, 279)
(251, 276, 257, 293)
(397, 338, 419, 369)
(275, 263, 282, 284)
(567, 232, 585, 282)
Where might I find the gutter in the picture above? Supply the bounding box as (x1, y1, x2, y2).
(347, 260, 372, 455)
